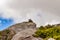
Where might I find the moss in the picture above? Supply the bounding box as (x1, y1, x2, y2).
(34, 24, 60, 40)
(0, 29, 15, 40)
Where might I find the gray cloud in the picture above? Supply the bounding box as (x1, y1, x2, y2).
(0, 0, 60, 26)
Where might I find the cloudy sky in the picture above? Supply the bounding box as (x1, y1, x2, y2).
(0, 0, 60, 30)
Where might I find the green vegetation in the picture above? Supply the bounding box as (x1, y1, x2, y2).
(0, 29, 15, 40)
(33, 24, 60, 40)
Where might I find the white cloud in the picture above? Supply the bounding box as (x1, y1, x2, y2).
(44, 20, 60, 26)
(0, 0, 60, 27)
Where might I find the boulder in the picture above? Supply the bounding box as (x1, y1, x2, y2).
(11, 29, 36, 40)
(9, 20, 36, 33)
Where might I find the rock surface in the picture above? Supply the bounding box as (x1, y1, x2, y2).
(8, 20, 36, 33)
(0, 19, 38, 40)
(11, 29, 36, 40)
(11, 19, 38, 40)
(48, 38, 55, 40)
(11, 29, 43, 40)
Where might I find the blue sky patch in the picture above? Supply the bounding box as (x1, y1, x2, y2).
(0, 17, 14, 30)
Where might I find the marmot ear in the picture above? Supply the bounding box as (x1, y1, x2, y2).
(28, 19, 33, 22)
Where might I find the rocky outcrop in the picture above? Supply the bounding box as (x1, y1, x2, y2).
(11, 19, 38, 40)
(8, 19, 36, 33)
(11, 29, 43, 40)
(0, 19, 37, 40)
(11, 29, 36, 40)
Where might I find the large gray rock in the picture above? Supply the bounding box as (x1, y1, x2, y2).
(11, 29, 36, 40)
(0, 19, 37, 40)
(11, 29, 43, 40)
(8, 20, 36, 33)
(11, 20, 43, 40)
(48, 38, 55, 40)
